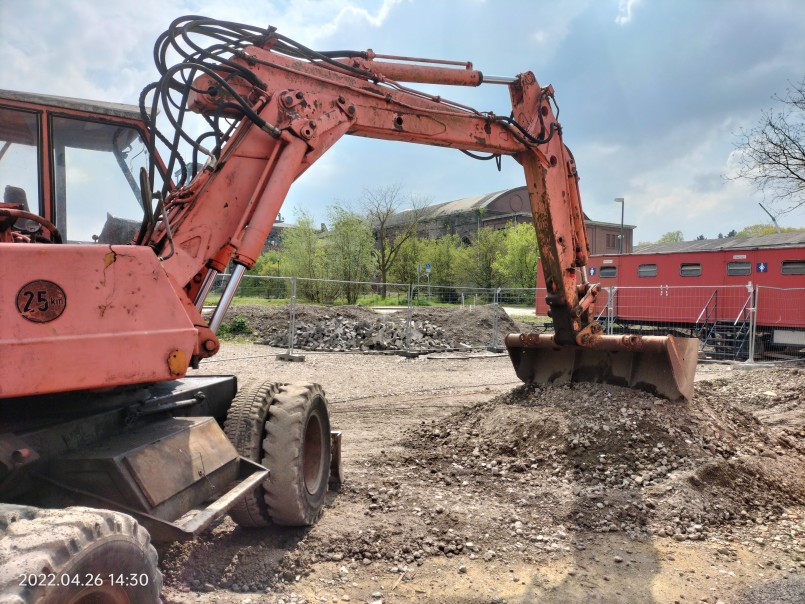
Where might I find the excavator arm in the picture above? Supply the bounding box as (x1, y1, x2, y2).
(147, 26, 592, 344)
(138, 18, 694, 399)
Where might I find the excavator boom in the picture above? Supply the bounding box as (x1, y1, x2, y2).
(154, 18, 697, 400)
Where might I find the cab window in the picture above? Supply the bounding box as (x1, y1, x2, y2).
(0, 106, 40, 216)
(51, 116, 150, 243)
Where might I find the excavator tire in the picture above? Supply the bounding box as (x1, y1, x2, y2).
(263, 383, 331, 526)
(0, 504, 162, 604)
(223, 381, 281, 527)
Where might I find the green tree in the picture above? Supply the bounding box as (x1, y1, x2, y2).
(247, 250, 286, 299)
(422, 233, 461, 287)
(327, 206, 375, 304)
(280, 212, 324, 278)
(251, 250, 281, 276)
(494, 222, 538, 288)
(657, 230, 685, 243)
(388, 235, 423, 286)
(737, 223, 805, 236)
(454, 227, 506, 288)
(362, 184, 426, 297)
(279, 211, 332, 302)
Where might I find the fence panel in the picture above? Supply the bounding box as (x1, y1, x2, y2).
(754, 286, 805, 361)
(597, 285, 754, 360)
(201, 275, 803, 363)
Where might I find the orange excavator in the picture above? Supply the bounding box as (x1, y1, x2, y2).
(0, 16, 697, 602)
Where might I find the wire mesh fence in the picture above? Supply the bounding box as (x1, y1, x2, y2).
(204, 274, 803, 363)
(753, 286, 805, 361)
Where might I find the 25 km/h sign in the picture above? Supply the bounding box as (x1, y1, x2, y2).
(16, 280, 67, 323)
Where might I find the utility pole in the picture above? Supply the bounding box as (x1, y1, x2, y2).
(614, 197, 625, 254)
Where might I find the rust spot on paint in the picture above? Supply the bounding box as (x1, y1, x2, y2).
(168, 349, 188, 376)
(104, 251, 117, 269)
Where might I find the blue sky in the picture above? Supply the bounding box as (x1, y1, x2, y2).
(1, 0, 804, 241)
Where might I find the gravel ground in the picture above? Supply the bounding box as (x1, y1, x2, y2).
(158, 306, 805, 604)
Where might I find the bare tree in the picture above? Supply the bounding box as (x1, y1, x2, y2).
(733, 78, 805, 215)
(362, 184, 427, 297)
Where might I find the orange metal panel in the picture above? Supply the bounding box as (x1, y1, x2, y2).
(0, 244, 197, 398)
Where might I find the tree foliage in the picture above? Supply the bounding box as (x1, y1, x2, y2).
(421, 234, 461, 288)
(388, 235, 422, 286)
(362, 184, 426, 297)
(736, 223, 805, 237)
(251, 250, 281, 276)
(327, 206, 375, 304)
(733, 77, 805, 214)
(279, 211, 333, 302)
(657, 230, 684, 243)
(279, 211, 325, 280)
(454, 227, 506, 288)
(494, 222, 538, 289)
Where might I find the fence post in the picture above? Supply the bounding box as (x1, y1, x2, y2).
(405, 283, 414, 353)
(747, 285, 758, 363)
(488, 287, 504, 353)
(277, 276, 305, 362)
(607, 287, 615, 335)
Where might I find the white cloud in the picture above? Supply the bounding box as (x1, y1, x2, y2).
(615, 0, 641, 25)
(617, 135, 761, 240)
(528, 0, 591, 51)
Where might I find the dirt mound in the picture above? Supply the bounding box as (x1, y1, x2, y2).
(403, 367, 805, 540)
(223, 303, 521, 350)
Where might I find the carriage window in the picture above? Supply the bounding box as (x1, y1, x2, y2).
(0, 106, 40, 216)
(680, 263, 702, 277)
(51, 116, 150, 243)
(781, 260, 805, 275)
(727, 262, 751, 276)
(637, 264, 657, 278)
(599, 266, 617, 278)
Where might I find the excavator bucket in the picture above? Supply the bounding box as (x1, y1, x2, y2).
(505, 332, 699, 401)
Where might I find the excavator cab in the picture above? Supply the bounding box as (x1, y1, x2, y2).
(0, 90, 157, 245)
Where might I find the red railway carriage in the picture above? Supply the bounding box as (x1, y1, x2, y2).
(536, 232, 805, 357)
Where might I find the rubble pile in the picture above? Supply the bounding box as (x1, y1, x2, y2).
(404, 369, 805, 540)
(222, 303, 522, 351)
(258, 314, 463, 352)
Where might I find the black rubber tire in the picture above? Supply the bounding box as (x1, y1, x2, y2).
(224, 382, 332, 527)
(0, 505, 162, 604)
(263, 383, 331, 526)
(223, 381, 280, 527)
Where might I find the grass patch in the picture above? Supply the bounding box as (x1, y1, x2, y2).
(514, 314, 552, 325)
(205, 295, 289, 307)
(216, 315, 253, 340)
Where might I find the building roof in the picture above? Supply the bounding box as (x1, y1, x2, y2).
(390, 189, 514, 226)
(633, 232, 805, 254)
(389, 185, 637, 229)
